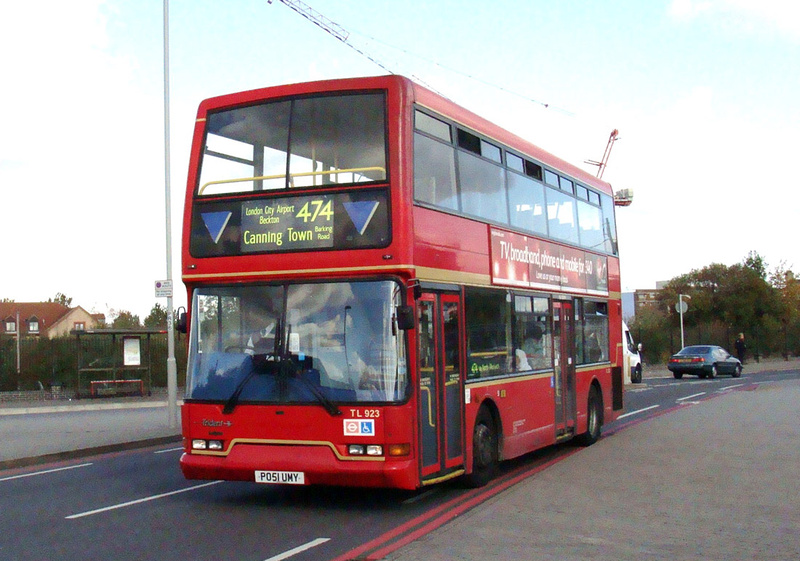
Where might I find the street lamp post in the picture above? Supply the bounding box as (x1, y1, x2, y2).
(15, 311, 21, 389)
(678, 294, 691, 349)
(163, 0, 178, 428)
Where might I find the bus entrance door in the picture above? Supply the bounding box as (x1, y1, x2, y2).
(553, 301, 577, 439)
(416, 293, 464, 483)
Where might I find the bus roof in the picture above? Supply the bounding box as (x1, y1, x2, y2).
(196, 74, 614, 196)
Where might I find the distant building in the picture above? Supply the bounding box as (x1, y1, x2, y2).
(623, 283, 670, 321)
(0, 302, 104, 339)
(634, 288, 662, 316)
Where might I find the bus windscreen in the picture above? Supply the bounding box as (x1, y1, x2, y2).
(198, 92, 387, 195)
(185, 280, 409, 405)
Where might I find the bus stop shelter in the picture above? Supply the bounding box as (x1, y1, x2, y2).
(72, 328, 166, 398)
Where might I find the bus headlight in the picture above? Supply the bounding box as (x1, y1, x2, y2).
(192, 439, 225, 451)
(348, 444, 384, 456)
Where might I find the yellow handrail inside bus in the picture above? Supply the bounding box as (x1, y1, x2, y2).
(198, 166, 387, 195)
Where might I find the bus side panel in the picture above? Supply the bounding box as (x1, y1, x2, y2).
(465, 375, 557, 463)
(412, 207, 490, 279)
(500, 376, 558, 459)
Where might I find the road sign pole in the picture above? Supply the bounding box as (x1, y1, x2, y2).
(677, 294, 691, 349)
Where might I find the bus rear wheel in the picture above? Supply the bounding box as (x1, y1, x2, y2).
(575, 385, 602, 447)
(463, 407, 497, 488)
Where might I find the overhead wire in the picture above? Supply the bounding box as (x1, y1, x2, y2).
(349, 30, 573, 115)
(269, 0, 571, 115)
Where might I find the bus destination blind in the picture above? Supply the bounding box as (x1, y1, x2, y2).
(241, 195, 335, 252)
(191, 189, 389, 257)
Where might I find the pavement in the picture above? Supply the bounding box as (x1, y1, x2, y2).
(385, 357, 800, 561)
(2, 359, 799, 560)
(0, 397, 182, 470)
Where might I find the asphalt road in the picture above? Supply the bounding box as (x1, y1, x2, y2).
(1, 360, 799, 560)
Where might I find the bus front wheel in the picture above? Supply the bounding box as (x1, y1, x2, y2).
(463, 407, 497, 488)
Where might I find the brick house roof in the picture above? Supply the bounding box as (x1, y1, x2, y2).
(1, 302, 72, 336)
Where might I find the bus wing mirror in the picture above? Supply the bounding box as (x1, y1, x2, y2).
(409, 279, 422, 300)
(637, 343, 642, 352)
(395, 306, 415, 331)
(176, 308, 188, 334)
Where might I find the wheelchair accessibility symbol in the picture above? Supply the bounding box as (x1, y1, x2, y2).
(344, 419, 375, 436)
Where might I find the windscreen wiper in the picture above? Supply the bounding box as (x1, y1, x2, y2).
(222, 367, 257, 415)
(291, 365, 342, 417)
(221, 358, 341, 416)
(283, 323, 341, 417)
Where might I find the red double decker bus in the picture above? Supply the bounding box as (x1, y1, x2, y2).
(179, 75, 624, 489)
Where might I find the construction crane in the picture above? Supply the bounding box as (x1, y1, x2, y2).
(585, 129, 632, 206)
(585, 128, 619, 180)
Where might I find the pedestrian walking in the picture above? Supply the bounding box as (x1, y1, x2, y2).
(735, 333, 746, 363)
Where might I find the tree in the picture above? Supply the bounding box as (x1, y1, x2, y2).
(656, 254, 782, 354)
(743, 250, 768, 280)
(144, 304, 168, 329)
(111, 310, 141, 329)
(770, 264, 800, 357)
(658, 264, 729, 330)
(48, 292, 73, 307)
(719, 263, 778, 333)
(629, 305, 671, 363)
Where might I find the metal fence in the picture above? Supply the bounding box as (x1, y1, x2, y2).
(0, 330, 186, 397)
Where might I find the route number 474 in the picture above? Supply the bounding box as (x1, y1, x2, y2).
(296, 199, 333, 223)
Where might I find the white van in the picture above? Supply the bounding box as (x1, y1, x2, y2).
(623, 321, 643, 384)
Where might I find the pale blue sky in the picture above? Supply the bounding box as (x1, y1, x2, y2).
(2, 0, 798, 319)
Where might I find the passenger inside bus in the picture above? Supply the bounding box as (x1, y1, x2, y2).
(515, 349, 531, 371)
(585, 331, 605, 363)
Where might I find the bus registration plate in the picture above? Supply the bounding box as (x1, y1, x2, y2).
(255, 470, 305, 485)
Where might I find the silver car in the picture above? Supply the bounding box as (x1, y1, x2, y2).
(667, 345, 743, 379)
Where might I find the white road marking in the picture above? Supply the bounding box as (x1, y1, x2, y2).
(616, 404, 659, 420)
(65, 480, 223, 519)
(718, 384, 745, 391)
(676, 392, 706, 402)
(263, 538, 331, 561)
(154, 447, 184, 454)
(0, 463, 92, 483)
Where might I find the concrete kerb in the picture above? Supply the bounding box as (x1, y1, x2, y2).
(0, 435, 182, 472)
(0, 398, 178, 416)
